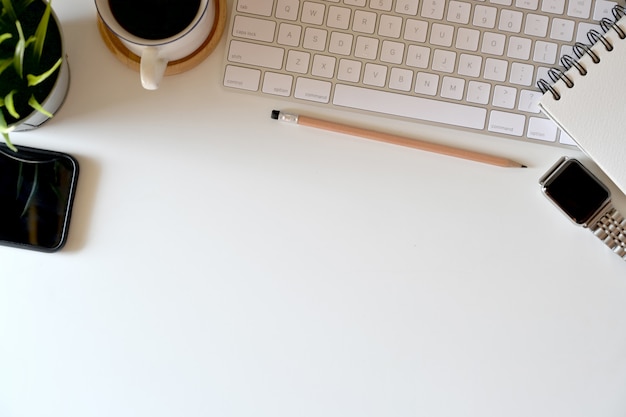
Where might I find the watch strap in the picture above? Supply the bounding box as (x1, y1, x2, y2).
(590, 206, 626, 259)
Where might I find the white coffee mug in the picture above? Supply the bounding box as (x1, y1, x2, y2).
(95, 0, 214, 90)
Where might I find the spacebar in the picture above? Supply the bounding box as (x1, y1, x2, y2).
(333, 84, 487, 130)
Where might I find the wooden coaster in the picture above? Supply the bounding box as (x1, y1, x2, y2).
(97, 0, 227, 76)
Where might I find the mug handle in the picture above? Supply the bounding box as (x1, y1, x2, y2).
(140, 47, 168, 90)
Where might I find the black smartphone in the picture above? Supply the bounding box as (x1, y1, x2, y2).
(0, 143, 79, 252)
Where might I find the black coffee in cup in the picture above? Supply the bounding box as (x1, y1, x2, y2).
(108, 0, 202, 40)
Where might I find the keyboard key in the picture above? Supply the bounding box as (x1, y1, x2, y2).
(498, 10, 523, 32)
(518, 89, 542, 113)
(532, 41, 558, 64)
(406, 45, 431, 68)
(527, 117, 558, 142)
(421, 0, 446, 19)
(430, 23, 455, 47)
(333, 84, 487, 130)
(295, 77, 332, 103)
(224, 65, 261, 91)
(456, 28, 480, 51)
(541, 0, 566, 14)
(389, 68, 414, 91)
(492, 85, 517, 109)
(567, 0, 592, 18)
(232, 16, 276, 43)
(227, 40, 284, 69)
(509, 62, 534, 86)
(380, 40, 405, 64)
(488, 111, 525, 136)
(484, 58, 508, 82)
(363, 63, 388, 87)
(236, 0, 274, 17)
(355, 36, 379, 59)
(262, 72, 293, 96)
(524, 14, 549, 37)
(277, 23, 302, 46)
(447, 1, 472, 24)
(286, 50, 311, 73)
(370, 0, 393, 12)
(575, 22, 599, 42)
(371, 0, 393, 11)
(378, 14, 403, 38)
(458, 54, 482, 77)
(276, 0, 300, 20)
(559, 130, 578, 146)
(515, 0, 539, 10)
(303, 27, 328, 51)
(550, 18, 575, 41)
(327, 6, 351, 30)
(415, 72, 440, 95)
(473, 5, 498, 28)
(311, 54, 336, 78)
(396, 0, 419, 15)
(328, 32, 354, 55)
(301, 2, 326, 25)
(467, 81, 491, 104)
(507, 36, 532, 60)
(432, 49, 456, 73)
(353, 10, 377, 33)
(440, 77, 465, 100)
(481, 32, 506, 55)
(593, 0, 619, 20)
(403, 19, 428, 42)
(337, 59, 362, 82)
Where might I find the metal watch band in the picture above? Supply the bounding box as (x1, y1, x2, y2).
(590, 206, 626, 260)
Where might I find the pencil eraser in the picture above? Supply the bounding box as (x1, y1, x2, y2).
(271, 110, 280, 120)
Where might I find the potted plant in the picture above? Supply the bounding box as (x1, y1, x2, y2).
(0, 0, 69, 152)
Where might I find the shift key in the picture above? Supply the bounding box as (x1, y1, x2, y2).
(227, 40, 284, 70)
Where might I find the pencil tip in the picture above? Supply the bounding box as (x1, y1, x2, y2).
(271, 110, 280, 120)
(521, 165, 528, 168)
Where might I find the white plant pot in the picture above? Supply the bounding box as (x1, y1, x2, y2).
(11, 4, 69, 132)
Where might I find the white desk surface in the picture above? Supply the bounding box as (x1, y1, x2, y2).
(2, 1, 625, 416)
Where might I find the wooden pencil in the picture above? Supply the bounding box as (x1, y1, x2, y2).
(271, 110, 526, 168)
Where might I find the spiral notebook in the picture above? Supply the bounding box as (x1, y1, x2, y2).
(538, 5, 626, 193)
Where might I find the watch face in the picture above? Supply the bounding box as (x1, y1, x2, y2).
(542, 159, 610, 224)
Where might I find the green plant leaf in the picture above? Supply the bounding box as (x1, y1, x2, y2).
(28, 94, 52, 117)
(25, 34, 35, 47)
(2, 132, 16, 151)
(13, 20, 25, 78)
(32, 0, 52, 63)
(0, 110, 17, 152)
(0, 57, 13, 76)
(0, 33, 12, 44)
(26, 56, 61, 86)
(1, 0, 17, 21)
(4, 90, 19, 118)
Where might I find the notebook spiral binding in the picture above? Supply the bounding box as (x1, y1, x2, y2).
(537, 4, 626, 100)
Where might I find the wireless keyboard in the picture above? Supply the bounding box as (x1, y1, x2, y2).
(222, 0, 621, 147)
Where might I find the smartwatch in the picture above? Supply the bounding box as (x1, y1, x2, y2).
(539, 157, 626, 260)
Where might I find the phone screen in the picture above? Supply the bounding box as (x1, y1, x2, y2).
(0, 143, 79, 252)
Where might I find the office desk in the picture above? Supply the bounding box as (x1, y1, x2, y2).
(1, 1, 625, 416)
